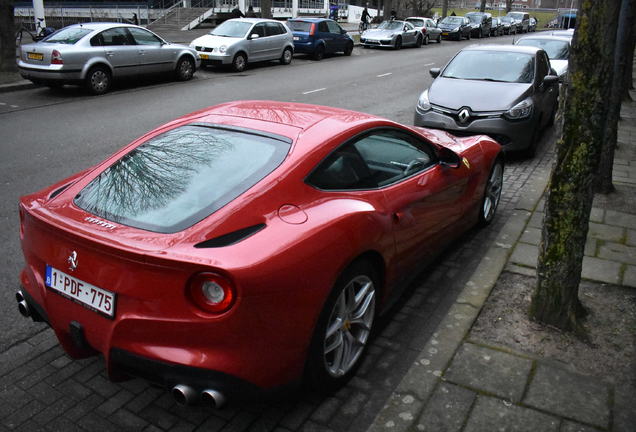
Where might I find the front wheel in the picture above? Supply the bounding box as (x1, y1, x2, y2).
(85, 66, 111, 95)
(423, 34, 429, 45)
(232, 53, 247, 72)
(313, 44, 325, 61)
(175, 56, 195, 81)
(280, 47, 293, 65)
(415, 35, 423, 48)
(306, 260, 378, 393)
(479, 159, 504, 226)
(343, 41, 353, 56)
(394, 36, 402, 50)
(437, 34, 442, 43)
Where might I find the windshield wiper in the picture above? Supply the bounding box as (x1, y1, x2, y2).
(479, 78, 508, 82)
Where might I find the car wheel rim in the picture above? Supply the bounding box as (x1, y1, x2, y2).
(235, 56, 245, 70)
(179, 60, 193, 79)
(483, 163, 503, 221)
(323, 275, 375, 378)
(91, 71, 108, 92)
(284, 50, 292, 63)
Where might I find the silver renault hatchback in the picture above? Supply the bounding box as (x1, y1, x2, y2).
(190, 18, 294, 72)
(18, 22, 200, 95)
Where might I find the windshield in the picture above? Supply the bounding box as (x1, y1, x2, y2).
(210, 20, 252, 38)
(287, 20, 312, 32)
(441, 17, 463, 25)
(517, 38, 569, 60)
(507, 12, 524, 20)
(500, 17, 513, 23)
(468, 15, 481, 23)
(443, 50, 535, 83)
(75, 125, 290, 233)
(42, 27, 91, 44)
(406, 18, 424, 27)
(377, 21, 403, 30)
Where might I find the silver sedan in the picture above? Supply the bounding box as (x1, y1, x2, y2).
(17, 22, 200, 95)
(360, 20, 422, 49)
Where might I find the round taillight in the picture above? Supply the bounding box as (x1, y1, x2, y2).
(188, 273, 235, 314)
(51, 50, 63, 64)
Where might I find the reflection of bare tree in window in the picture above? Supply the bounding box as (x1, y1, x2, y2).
(76, 127, 234, 221)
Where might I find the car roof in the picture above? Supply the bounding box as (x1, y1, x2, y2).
(63, 22, 141, 31)
(405, 16, 432, 20)
(197, 100, 378, 132)
(516, 35, 572, 43)
(228, 17, 281, 24)
(289, 17, 332, 22)
(463, 44, 541, 55)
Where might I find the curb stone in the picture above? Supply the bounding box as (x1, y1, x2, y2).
(367, 161, 552, 432)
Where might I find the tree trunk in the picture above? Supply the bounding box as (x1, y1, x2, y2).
(441, 0, 448, 18)
(622, 3, 636, 99)
(260, 0, 272, 19)
(0, 0, 16, 74)
(480, 0, 487, 12)
(530, 0, 621, 333)
(505, 0, 513, 13)
(596, 0, 635, 194)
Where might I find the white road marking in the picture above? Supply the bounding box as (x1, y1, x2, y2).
(10, 105, 18, 108)
(0, 102, 6, 105)
(377, 72, 393, 77)
(302, 88, 326, 95)
(424, 62, 435, 66)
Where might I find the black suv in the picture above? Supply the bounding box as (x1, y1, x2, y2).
(465, 12, 492, 38)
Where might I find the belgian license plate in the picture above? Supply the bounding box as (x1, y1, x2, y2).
(199, 54, 209, 60)
(293, 36, 299, 41)
(27, 52, 44, 61)
(45, 265, 116, 318)
(442, 32, 448, 36)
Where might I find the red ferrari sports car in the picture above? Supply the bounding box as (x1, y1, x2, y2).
(17, 101, 502, 407)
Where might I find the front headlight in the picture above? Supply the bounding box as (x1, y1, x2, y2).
(417, 89, 431, 112)
(219, 45, 227, 53)
(504, 99, 533, 120)
(452, 27, 460, 32)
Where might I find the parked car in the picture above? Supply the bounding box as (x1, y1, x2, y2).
(287, 18, 353, 60)
(360, 20, 422, 49)
(515, 35, 571, 81)
(465, 12, 492, 38)
(17, 100, 503, 404)
(437, 16, 472, 40)
(17, 22, 199, 95)
(506, 11, 530, 33)
(490, 17, 503, 36)
(405, 16, 442, 44)
(528, 16, 537, 32)
(414, 45, 559, 156)
(190, 18, 294, 72)
(499, 16, 518, 34)
(550, 29, 574, 38)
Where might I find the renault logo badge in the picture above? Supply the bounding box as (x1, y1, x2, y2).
(458, 108, 471, 123)
(68, 251, 78, 272)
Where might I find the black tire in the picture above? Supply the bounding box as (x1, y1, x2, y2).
(313, 44, 325, 61)
(232, 52, 247, 72)
(85, 65, 111, 95)
(394, 36, 402, 50)
(423, 34, 429, 45)
(478, 158, 504, 226)
(343, 41, 353, 56)
(415, 35, 423, 48)
(547, 103, 557, 127)
(175, 56, 195, 81)
(523, 115, 542, 158)
(280, 47, 293, 65)
(467, 30, 471, 40)
(305, 259, 378, 394)
(478, 29, 482, 38)
(437, 34, 442, 43)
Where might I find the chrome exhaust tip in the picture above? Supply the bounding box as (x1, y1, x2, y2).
(16, 291, 30, 317)
(172, 384, 197, 405)
(201, 389, 226, 409)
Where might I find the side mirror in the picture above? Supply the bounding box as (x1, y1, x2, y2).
(249, 33, 260, 40)
(429, 67, 441, 78)
(341, 29, 347, 34)
(438, 146, 461, 168)
(543, 75, 559, 86)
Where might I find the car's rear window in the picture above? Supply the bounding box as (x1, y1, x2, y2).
(42, 27, 92, 44)
(406, 19, 424, 27)
(74, 125, 291, 233)
(287, 21, 312, 32)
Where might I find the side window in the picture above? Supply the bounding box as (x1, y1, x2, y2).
(100, 28, 132, 46)
(318, 21, 329, 33)
(265, 22, 283, 36)
(90, 33, 103, 46)
(326, 21, 341, 34)
(307, 130, 436, 191)
(277, 23, 288, 35)
(405, 22, 414, 31)
(128, 27, 162, 45)
(252, 23, 266, 37)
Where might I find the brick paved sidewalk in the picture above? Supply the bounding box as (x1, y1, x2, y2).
(367, 96, 636, 431)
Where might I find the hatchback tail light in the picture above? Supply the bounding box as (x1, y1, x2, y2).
(51, 50, 63, 65)
(309, 23, 316, 36)
(187, 272, 235, 314)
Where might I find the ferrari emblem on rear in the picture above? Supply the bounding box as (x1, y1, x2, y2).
(462, 157, 471, 169)
(67, 251, 78, 272)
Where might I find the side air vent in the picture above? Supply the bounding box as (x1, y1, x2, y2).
(194, 224, 266, 248)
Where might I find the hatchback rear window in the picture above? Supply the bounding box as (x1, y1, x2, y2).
(42, 27, 92, 44)
(287, 21, 312, 32)
(74, 125, 291, 233)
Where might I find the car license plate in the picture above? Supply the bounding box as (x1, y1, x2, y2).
(367, 39, 377, 43)
(199, 54, 209, 60)
(442, 32, 448, 36)
(27, 52, 44, 61)
(45, 265, 116, 318)
(293, 36, 299, 41)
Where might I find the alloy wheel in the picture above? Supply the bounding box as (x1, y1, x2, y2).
(483, 162, 503, 223)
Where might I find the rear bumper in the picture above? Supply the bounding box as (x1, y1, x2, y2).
(293, 41, 318, 54)
(17, 61, 83, 82)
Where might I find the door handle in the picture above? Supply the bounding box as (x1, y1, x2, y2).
(105, 51, 114, 56)
(138, 50, 145, 55)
